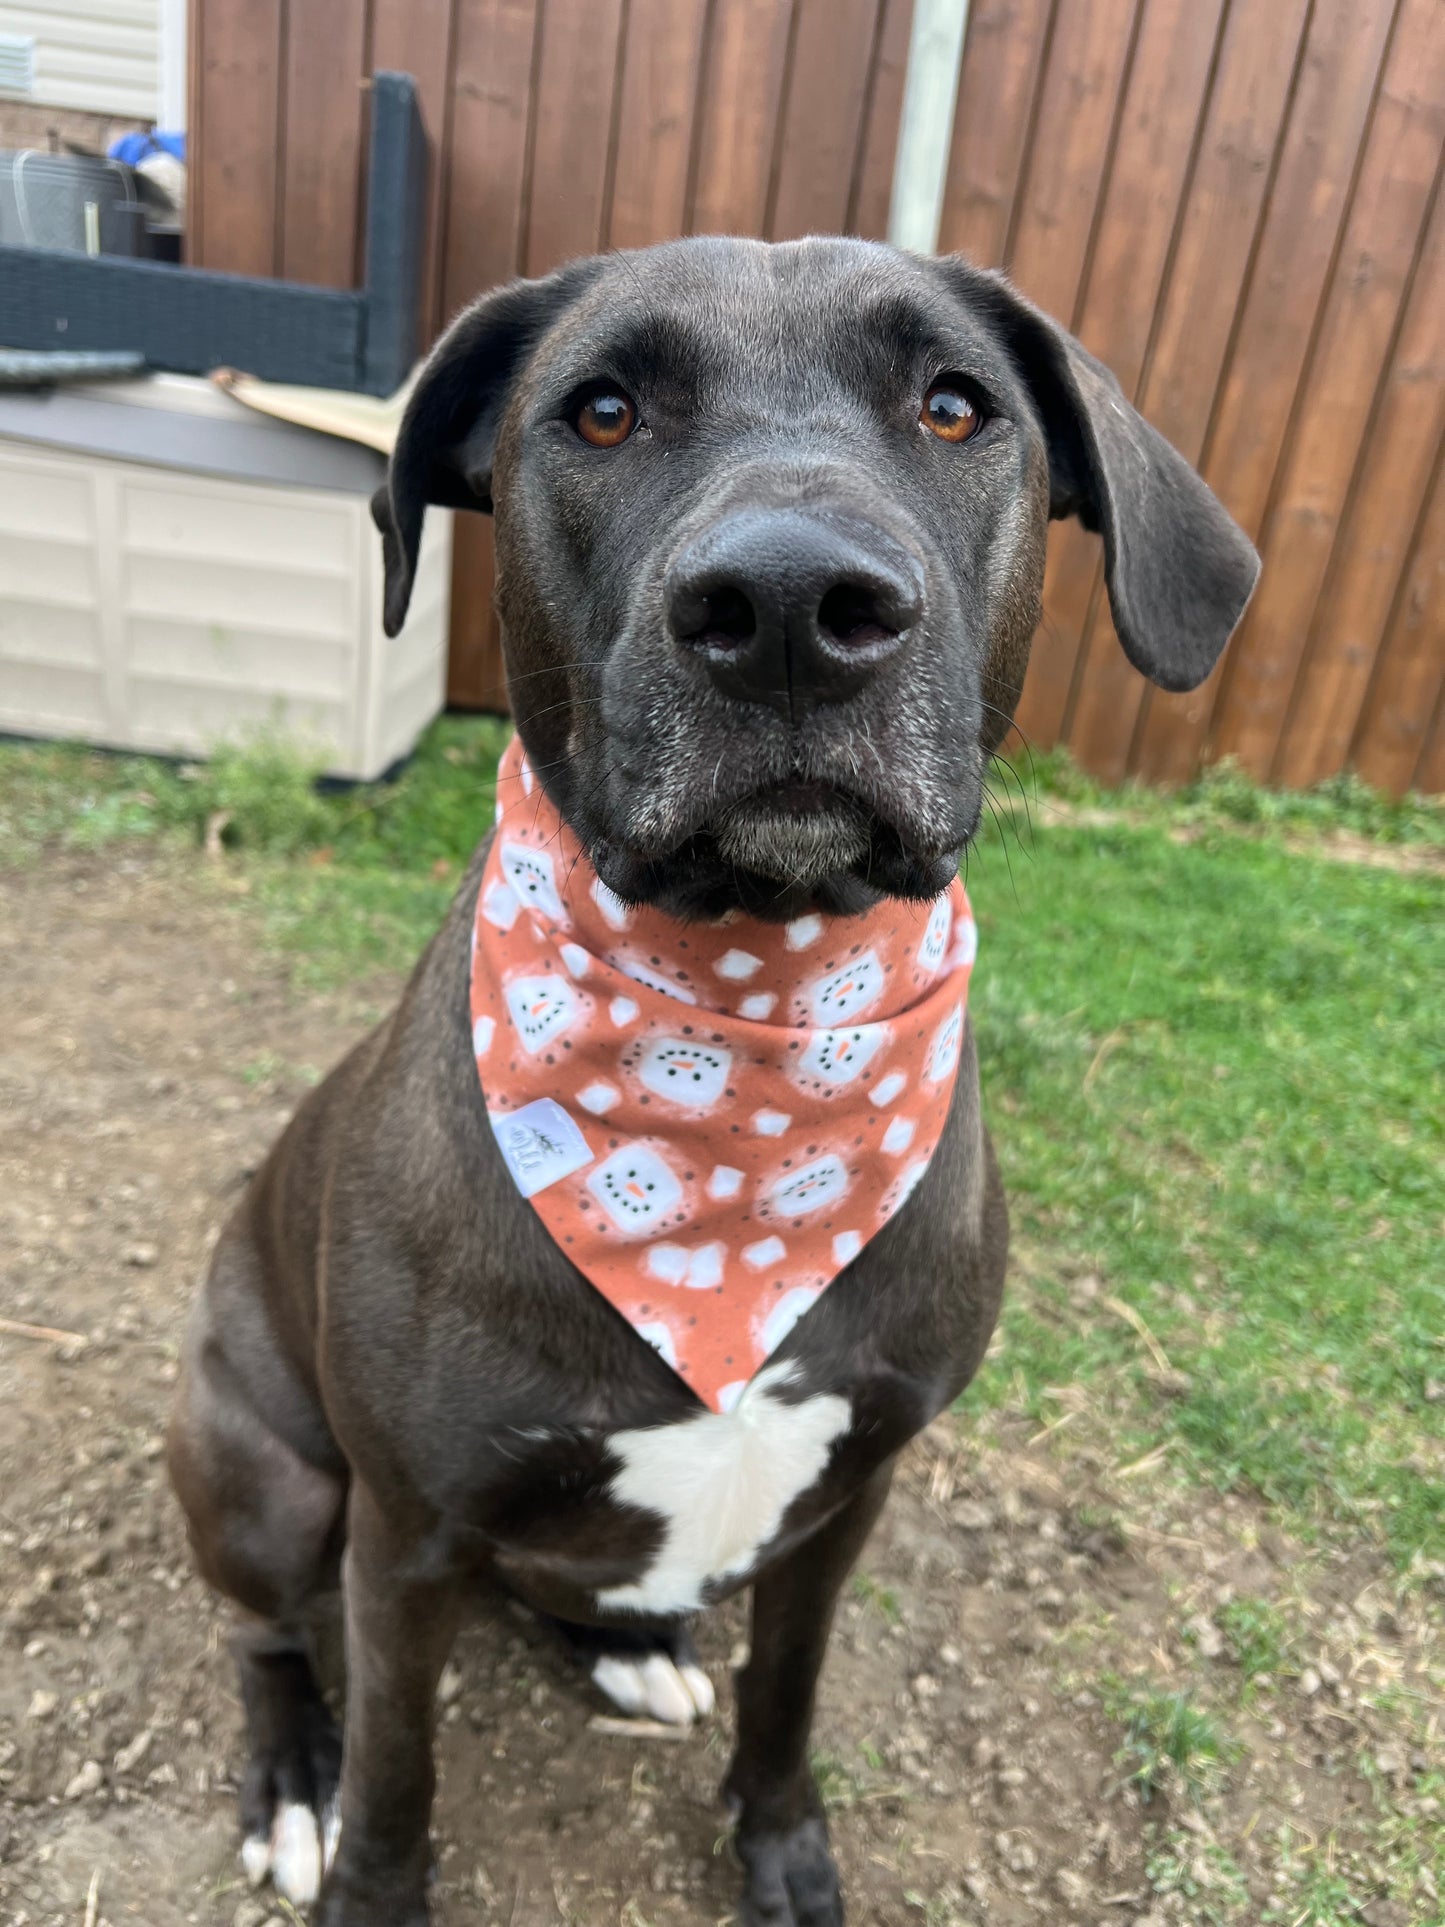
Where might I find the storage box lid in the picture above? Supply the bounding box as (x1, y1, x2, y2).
(0, 369, 386, 494)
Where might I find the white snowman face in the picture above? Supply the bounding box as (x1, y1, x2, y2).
(918, 897, 953, 973)
(636, 1036, 732, 1108)
(587, 1143, 685, 1233)
(503, 974, 580, 1053)
(926, 1003, 964, 1083)
(796, 1025, 887, 1090)
(500, 841, 565, 922)
(766, 1154, 850, 1219)
(809, 951, 885, 1024)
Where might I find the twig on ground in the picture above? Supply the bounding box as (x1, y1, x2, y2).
(1102, 1294, 1175, 1376)
(83, 1869, 100, 1927)
(0, 1316, 88, 1347)
(1116, 1442, 1171, 1480)
(588, 1714, 691, 1741)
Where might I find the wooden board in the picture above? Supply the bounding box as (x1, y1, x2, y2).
(440, 0, 540, 318)
(1275, 159, 1445, 788)
(279, 0, 369, 288)
(1211, 0, 1445, 778)
(522, 0, 627, 276)
(687, 0, 798, 236)
(848, 0, 915, 239)
(768, 0, 881, 239)
(1127, 0, 1316, 782)
(1039, 0, 1228, 771)
(1139, 0, 1399, 781)
(190, 0, 284, 276)
(938, 0, 1055, 268)
(606, 0, 710, 252)
(1001, 0, 1147, 745)
(1350, 453, 1445, 794)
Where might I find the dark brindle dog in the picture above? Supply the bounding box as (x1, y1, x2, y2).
(168, 236, 1257, 1927)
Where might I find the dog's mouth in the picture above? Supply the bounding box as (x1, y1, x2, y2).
(711, 781, 872, 887)
(580, 757, 971, 919)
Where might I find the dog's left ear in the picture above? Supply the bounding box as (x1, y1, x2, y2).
(373, 257, 603, 636)
(938, 260, 1260, 691)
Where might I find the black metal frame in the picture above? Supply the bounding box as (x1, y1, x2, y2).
(0, 73, 426, 398)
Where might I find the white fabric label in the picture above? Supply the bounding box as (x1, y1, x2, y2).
(490, 1098, 594, 1199)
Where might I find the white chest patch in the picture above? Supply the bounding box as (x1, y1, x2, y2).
(596, 1363, 851, 1616)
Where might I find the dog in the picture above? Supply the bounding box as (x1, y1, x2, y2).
(167, 235, 1258, 1927)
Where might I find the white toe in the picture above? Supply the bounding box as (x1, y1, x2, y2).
(240, 1833, 271, 1888)
(271, 1801, 323, 1905)
(639, 1653, 695, 1725)
(679, 1663, 716, 1719)
(322, 1797, 342, 1873)
(592, 1654, 650, 1716)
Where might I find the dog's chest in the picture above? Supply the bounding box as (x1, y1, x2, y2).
(593, 1362, 852, 1614)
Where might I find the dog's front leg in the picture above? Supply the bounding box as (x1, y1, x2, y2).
(724, 1462, 895, 1926)
(315, 1483, 463, 1927)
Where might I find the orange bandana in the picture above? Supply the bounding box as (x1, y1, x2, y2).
(470, 738, 976, 1413)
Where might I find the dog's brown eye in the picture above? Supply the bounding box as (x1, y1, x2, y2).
(921, 383, 980, 444)
(575, 391, 636, 448)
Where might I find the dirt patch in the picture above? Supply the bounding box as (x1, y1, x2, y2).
(0, 852, 1436, 1927)
(1036, 799, 1445, 875)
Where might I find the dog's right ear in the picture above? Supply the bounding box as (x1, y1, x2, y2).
(372, 258, 603, 636)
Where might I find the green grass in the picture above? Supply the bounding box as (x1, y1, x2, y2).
(1102, 1677, 1238, 1801)
(964, 787, 1444, 1576)
(2, 722, 1441, 1574)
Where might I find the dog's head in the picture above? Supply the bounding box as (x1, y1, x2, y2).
(376, 237, 1257, 919)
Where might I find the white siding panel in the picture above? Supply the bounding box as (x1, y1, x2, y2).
(0, 1, 160, 118)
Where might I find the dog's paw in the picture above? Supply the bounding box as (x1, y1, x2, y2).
(237, 1668, 343, 1906)
(592, 1649, 716, 1724)
(242, 1793, 341, 1904)
(540, 1611, 716, 1726)
(736, 1814, 844, 1927)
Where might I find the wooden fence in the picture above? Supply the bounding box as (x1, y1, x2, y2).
(189, 0, 1445, 793)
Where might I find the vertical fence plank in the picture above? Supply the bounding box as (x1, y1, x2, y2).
(1126, 0, 1313, 782)
(440, 0, 541, 709)
(937, 0, 1055, 267)
(849, 0, 914, 239)
(1211, 0, 1445, 779)
(190, 0, 285, 275)
(606, 0, 710, 251)
(1043, 0, 1227, 776)
(1275, 164, 1445, 788)
(768, 0, 881, 239)
(1411, 676, 1445, 793)
(1350, 450, 1445, 793)
(1131, 0, 1399, 783)
(372, 0, 456, 343)
(689, 0, 797, 235)
(279, 0, 369, 288)
(523, 0, 627, 275)
(1003, 0, 1144, 745)
(440, 0, 540, 316)
(1003, 0, 1142, 313)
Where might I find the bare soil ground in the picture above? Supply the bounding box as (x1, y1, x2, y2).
(0, 851, 1435, 1927)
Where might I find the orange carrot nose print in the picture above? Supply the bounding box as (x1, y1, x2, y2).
(472, 737, 976, 1413)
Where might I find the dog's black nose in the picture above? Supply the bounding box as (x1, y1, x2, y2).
(665, 509, 923, 718)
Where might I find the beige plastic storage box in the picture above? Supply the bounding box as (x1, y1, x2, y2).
(0, 372, 450, 780)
